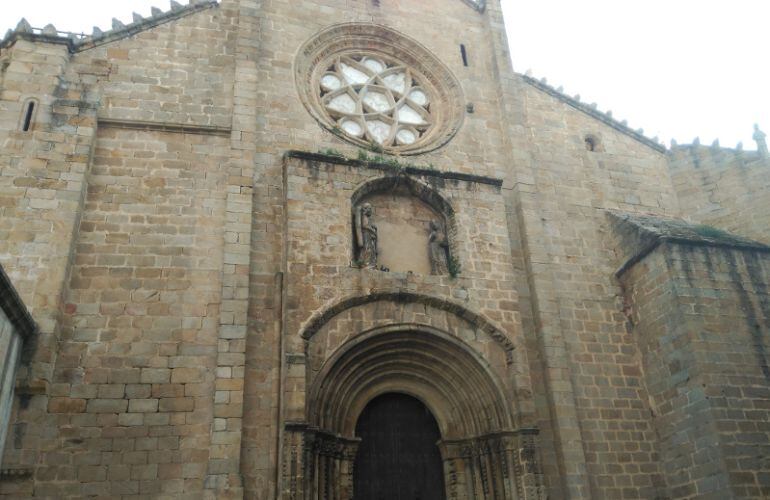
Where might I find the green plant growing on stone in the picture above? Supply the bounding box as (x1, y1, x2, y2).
(319, 148, 345, 158)
(447, 255, 461, 278)
(353, 148, 440, 175)
(386, 157, 406, 174)
(693, 224, 730, 239)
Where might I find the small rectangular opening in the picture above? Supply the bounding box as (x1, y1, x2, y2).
(460, 44, 468, 67)
(22, 102, 35, 132)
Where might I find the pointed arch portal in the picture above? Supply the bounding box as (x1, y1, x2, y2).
(280, 326, 544, 499)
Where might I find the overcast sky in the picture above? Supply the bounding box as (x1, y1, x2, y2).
(1, 0, 768, 149)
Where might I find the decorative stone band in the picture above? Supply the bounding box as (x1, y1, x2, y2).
(295, 23, 465, 155)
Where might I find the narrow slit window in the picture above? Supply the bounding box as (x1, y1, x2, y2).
(22, 101, 35, 132)
(460, 44, 468, 67)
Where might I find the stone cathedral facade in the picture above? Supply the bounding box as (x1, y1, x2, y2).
(0, 0, 769, 498)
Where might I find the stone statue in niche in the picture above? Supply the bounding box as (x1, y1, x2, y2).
(354, 203, 378, 268)
(428, 220, 449, 275)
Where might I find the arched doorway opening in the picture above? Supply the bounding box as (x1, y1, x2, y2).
(354, 393, 445, 500)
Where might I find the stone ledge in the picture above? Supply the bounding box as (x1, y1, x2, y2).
(98, 117, 232, 137)
(286, 150, 503, 187)
(609, 211, 770, 278)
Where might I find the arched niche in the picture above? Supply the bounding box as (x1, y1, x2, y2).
(351, 175, 458, 275)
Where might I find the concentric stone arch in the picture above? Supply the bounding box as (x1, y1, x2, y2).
(308, 324, 514, 439)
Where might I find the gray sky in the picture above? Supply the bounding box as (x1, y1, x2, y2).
(1, 0, 768, 149)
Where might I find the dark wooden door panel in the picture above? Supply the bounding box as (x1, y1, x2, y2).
(354, 393, 445, 500)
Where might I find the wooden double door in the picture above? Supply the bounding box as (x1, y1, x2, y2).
(353, 393, 446, 500)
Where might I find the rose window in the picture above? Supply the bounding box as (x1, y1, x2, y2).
(319, 55, 432, 148)
(296, 24, 465, 155)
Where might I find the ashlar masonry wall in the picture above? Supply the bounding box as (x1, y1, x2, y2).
(2, 0, 767, 498)
(0, 37, 98, 393)
(0, 3, 251, 498)
(496, 72, 680, 499)
(616, 230, 770, 499)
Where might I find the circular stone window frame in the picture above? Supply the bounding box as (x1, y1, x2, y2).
(295, 23, 466, 156)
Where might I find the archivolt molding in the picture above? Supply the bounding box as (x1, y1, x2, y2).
(307, 324, 514, 439)
(298, 290, 516, 359)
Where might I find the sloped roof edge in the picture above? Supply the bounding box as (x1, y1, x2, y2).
(1, 0, 218, 53)
(608, 211, 770, 278)
(461, 0, 487, 12)
(521, 74, 667, 154)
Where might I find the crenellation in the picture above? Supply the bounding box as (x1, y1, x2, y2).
(669, 138, 770, 245)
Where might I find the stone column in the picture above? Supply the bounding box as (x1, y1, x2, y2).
(510, 429, 545, 500)
(439, 430, 544, 500)
(281, 424, 360, 500)
(438, 441, 466, 499)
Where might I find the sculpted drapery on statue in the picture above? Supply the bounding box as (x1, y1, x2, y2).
(354, 203, 378, 268)
(428, 220, 449, 275)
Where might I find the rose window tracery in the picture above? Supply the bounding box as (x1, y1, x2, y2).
(296, 24, 465, 155)
(319, 55, 433, 148)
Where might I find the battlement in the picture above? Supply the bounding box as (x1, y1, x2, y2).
(669, 143, 765, 170)
(667, 130, 769, 245)
(520, 72, 667, 153)
(0, 0, 218, 53)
